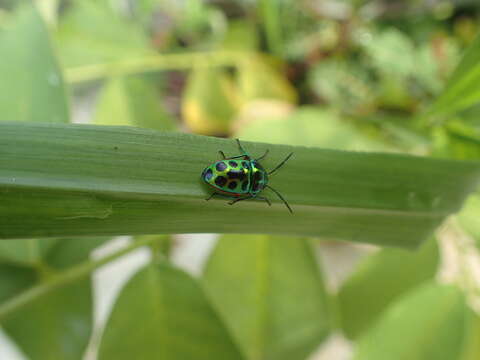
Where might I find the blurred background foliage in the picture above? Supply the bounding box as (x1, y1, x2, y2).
(2, 0, 480, 359)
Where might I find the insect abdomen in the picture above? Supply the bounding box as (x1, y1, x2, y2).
(202, 160, 250, 194)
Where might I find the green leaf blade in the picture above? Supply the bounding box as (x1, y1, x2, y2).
(338, 238, 439, 339)
(354, 283, 469, 360)
(0, 237, 102, 360)
(0, 5, 69, 123)
(203, 235, 331, 360)
(430, 32, 480, 116)
(1, 122, 480, 248)
(98, 263, 244, 360)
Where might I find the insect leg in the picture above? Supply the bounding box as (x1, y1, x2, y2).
(218, 151, 227, 159)
(206, 192, 228, 201)
(206, 192, 237, 201)
(265, 185, 293, 213)
(255, 195, 271, 206)
(228, 195, 253, 205)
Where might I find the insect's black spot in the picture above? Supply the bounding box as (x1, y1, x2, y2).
(253, 183, 260, 192)
(228, 181, 237, 190)
(203, 168, 213, 181)
(215, 176, 227, 187)
(241, 161, 248, 168)
(254, 171, 262, 181)
(227, 170, 246, 181)
(228, 161, 238, 167)
(216, 162, 227, 172)
(242, 180, 248, 191)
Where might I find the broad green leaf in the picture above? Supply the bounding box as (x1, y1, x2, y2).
(354, 283, 469, 360)
(98, 262, 244, 360)
(0, 238, 58, 264)
(430, 32, 480, 116)
(0, 5, 69, 123)
(0, 237, 104, 359)
(1, 122, 480, 248)
(94, 76, 176, 131)
(182, 67, 237, 135)
(44, 237, 108, 268)
(0, 264, 37, 303)
(2, 277, 92, 360)
(0, 237, 105, 266)
(238, 107, 389, 151)
(203, 235, 331, 360)
(237, 55, 297, 104)
(338, 238, 438, 339)
(55, 0, 152, 67)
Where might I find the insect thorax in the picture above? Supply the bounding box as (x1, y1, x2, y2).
(250, 161, 268, 194)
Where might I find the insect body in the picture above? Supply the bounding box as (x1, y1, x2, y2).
(201, 139, 293, 213)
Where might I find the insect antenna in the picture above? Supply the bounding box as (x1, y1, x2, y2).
(268, 152, 293, 175)
(265, 185, 293, 213)
(236, 139, 248, 154)
(256, 149, 269, 161)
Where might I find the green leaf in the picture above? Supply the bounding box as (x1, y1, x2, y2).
(0, 264, 37, 303)
(238, 107, 389, 151)
(203, 235, 331, 360)
(98, 262, 244, 360)
(0, 5, 69, 123)
(94, 76, 176, 131)
(1, 122, 480, 248)
(55, 0, 152, 67)
(443, 121, 480, 160)
(430, 32, 480, 116)
(182, 67, 237, 135)
(338, 238, 439, 339)
(44, 237, 108, 268)
(0, 238, 102, 360)
(354, 283, 469, 360)
(0, 238, 58, 264)
(2, 277, 92, 360)
(0, 237, 105, 265)
(258, 0, 283, 56)
(237, 55, 297, 104)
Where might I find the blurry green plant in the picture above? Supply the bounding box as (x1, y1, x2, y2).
(2, 1, 480, 360)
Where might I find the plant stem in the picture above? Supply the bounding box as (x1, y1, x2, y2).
(65, 51, 248, 84)
(0, 236, 156, 321)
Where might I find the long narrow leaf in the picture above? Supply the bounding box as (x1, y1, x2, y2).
(2, 122, 480, 248)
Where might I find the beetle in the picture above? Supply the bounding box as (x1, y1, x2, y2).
(201, 139, 293, 213)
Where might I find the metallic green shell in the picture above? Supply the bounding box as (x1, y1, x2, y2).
(201, 158, 268, 196)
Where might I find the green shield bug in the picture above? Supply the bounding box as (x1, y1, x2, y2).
(201, 139, 293, 213)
